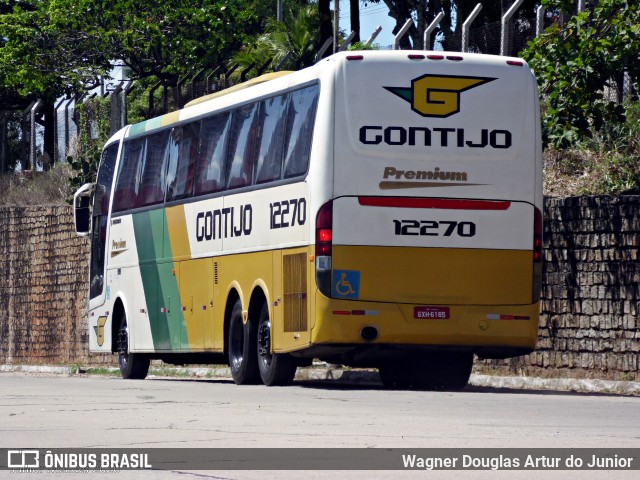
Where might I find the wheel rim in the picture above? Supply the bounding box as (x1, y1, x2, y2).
(257, 317, 272, 370)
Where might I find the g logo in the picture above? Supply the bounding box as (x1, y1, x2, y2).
(385, 75, 496, 118)
(95, 316, 107, 346)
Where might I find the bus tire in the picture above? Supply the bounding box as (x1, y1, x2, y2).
(116, 312, 150, 380)
(378, 361, 412, 389)
(431, 352, 473, 391)
(257, 303, 297, 386)
(228, 298, 260, 385)
(380, 353, 472, 391)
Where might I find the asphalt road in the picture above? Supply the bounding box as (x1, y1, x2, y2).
(1, 373, 639, 480)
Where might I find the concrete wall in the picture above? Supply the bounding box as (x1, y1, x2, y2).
(0, 199, 639, 379)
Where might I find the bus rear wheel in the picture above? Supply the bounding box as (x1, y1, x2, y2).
(228, 298, 260, 385)
(379, 353, 472, 391)
(378, 360, 412, 389)
(257, 303, 297, 386)
(116, 313, 150, 380)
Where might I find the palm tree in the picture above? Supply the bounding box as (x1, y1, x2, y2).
(230, 5, 320, 77)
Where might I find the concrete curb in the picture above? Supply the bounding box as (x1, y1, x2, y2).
(470, 374, 640, 396)
(0, 364, 74, 375)
(2, 364, 639, 396)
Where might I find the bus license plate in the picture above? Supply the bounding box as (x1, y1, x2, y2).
(414, 306, 449, 320)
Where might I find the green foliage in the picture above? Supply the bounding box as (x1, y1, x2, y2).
(347, 41, 381, 51)
(544, 99, 640, 196)
(230, 4, 320, 77)
(90, 0, 262, 82)
(523, 0, 640, 149)
(0, 1, 110, 101)
(0, 0, 269, 129)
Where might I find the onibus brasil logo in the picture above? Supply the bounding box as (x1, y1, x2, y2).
(384, 74, 496, 118)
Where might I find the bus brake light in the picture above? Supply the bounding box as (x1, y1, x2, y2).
(316, 201, 333, 296)
(533, 207, 543, 263)
(315, 201, 333, 260)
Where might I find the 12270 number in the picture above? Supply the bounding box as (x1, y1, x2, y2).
(270, 198, 307, 229)
(393, 220, 476, 237)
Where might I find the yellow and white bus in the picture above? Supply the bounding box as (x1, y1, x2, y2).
(74, 50, 543, 389)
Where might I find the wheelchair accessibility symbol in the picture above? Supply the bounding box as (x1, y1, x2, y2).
(332, 270, 360, 299)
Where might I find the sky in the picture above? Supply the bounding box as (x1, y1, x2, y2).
(336, 1, 398, 48)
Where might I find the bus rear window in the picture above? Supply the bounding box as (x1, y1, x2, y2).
(283, 85, 319, 179)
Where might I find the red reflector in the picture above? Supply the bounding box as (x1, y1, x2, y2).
(317, 244, 331, 256)
(427, 55, 444, 60)
(358, 197, 511, 211)
(507, 60, 524, 66)
(333, 311, 351, 315)
(347, 55, 363, 61)
(408, 54, 425, 59)
(499, 315, 530, 320)
(447, 55, 463, 61)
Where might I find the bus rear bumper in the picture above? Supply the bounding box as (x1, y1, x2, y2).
(308, 292, 539, 361)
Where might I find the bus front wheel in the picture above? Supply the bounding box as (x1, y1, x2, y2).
(257, 303, 297, 386)
(228, 299, 260, 384)
(116, 313, 150, 380)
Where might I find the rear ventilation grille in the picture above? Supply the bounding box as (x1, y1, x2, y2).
(214, 262, 219, 285)
(283, 253, 307, 332)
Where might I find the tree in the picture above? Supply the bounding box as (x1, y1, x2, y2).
(92, 1, 261, 83)
(0, 0, 267, 169)
(522, 0, 640, 148)
(0, 0, 112, 168)
(350, 0, 361, 43)
(230, 4, 320, 74)
(318, 0, 333, 54)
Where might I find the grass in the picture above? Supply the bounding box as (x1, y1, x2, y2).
(0, 163, 73, 206)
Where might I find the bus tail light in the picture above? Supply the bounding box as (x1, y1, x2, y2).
(315, 201, 333, 297)
(532, 206, 543, 302)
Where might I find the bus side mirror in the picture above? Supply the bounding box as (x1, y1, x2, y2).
(74, 183, 94, 236)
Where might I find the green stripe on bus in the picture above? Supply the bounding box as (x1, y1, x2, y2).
(132, 209, 187, 351)
(128, 117, 163, 137)
(157, 209, 186, 350)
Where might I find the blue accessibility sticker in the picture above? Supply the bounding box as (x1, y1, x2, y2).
(332, 270, 360, 299)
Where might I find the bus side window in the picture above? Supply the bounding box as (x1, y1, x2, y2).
(254, 94, 288, 184)
(195, 112, 230, 196)
(113, 137, 145, 212)
(166, 123, 199, 202)
(138, 130, 170, 208)
(226, 102, 262, 190)
(283, 85, 319, 179)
